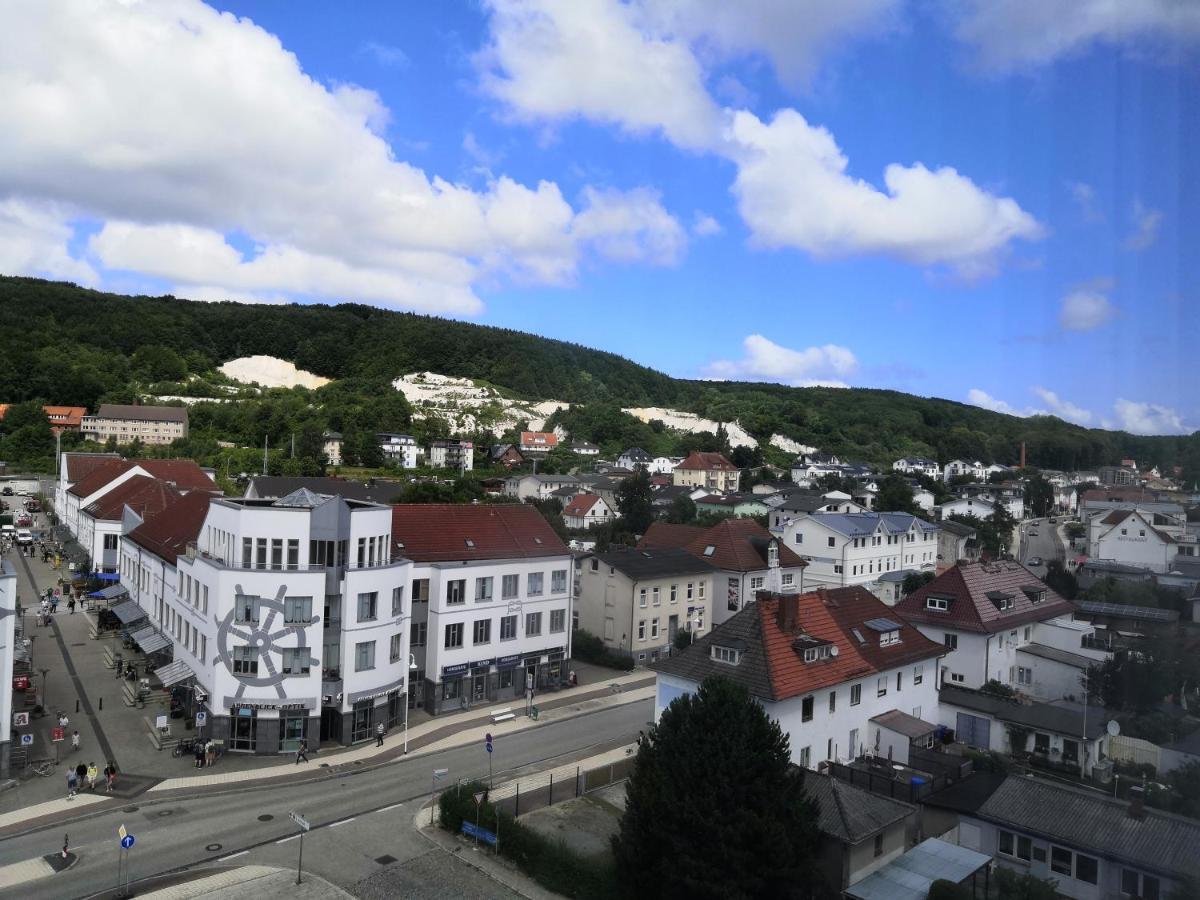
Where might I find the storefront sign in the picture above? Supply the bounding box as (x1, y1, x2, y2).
(442, 662, 469, 677)
(469, 658, 495, 670)
(222, 697, 316, 711)
(497, 654, 521, 669)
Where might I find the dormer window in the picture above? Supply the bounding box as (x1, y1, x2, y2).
(767, 542, 779, 566)
(879, 630, 900, 647)
(711, 645, 740, 665)
(926, 596, 950, 612)
(801, 644, 833, 663)
(987, 590, 1015, 611)
(703, 545, 716, 557)
(1019, 585, 1046, 604)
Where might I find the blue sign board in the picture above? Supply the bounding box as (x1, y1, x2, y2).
(468, 658, 496, 670)
(485, 732, 493, 753)
(442, 662, 469, 677)
(121, 835, 135, 850)
(461, 821, 497, 846)
(19, 733, 33, 746)
(195, 711, 207, 726)
(496, 654, 521, 670)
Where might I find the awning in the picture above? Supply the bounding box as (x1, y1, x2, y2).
(88, 572, 121, 582)
(130, 626, 170, 654)
(90, 584, 128, 600)
(153, 659, 195, 688)
(109, 600, 146, 624)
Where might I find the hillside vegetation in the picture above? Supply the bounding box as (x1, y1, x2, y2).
(1, 276, 1197, 478)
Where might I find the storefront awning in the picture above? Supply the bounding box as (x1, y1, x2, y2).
(87, 572, 121, 582)
(109, 600, 146, 624)
(90, 584, 128, 600)
(130, 626, 170, 654)
(153, 659, 195, 687)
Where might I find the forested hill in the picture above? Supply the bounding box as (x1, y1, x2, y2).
(1, 276, 1197, 476)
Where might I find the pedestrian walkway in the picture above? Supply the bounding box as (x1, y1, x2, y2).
(0, 849, 77, 890)
(138, 865, 355, 899)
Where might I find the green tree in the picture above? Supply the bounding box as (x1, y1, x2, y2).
(130, 344, 188, 381)
(1023, 472, 1054, 518)
(616, 469, 654, 535)
(993, 867, 1059, 900)
(901, 571, 935, 596)
(1042, 560, 1078, 599)
(876, 473, 918, 515)
(613, 676, 824, 899)
(666, 494, 696, 524)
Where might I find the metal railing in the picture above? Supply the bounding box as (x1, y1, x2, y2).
(485, 754, 636, 817)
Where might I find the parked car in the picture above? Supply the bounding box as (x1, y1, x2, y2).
(1029, 530, 1039, 537)
(0, 524, 14, 539)
(1048, 516, 1057, 523)
(16, 529, 33, 545)
(0, 487, 10, 496)
(1028, 556, 1043, 566)
(25, 499, 40, 512)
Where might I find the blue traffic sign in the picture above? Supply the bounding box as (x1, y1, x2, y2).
(120, 835, 135, 850)
(485, 732, 493, 753)
(19, 733, 33, 746)
(461, 821, 497, 845)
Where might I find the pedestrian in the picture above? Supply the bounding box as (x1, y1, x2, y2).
(50, 595, 58, 613)
(194, 742, 205, 769)
(295, 738, 309, 764)
(205, 739, 215, 768)
(74, 761, 87, 788)
(66, 769, 78, 799)
(58, 712, 69, 729)
(375, 722, 385, 747)
(103, 762, 116, 793)
(71, 730, 80, 751)
(86, 762, 98, 791)
(569, 669, 578, 687)
(67, 597, 75, 614)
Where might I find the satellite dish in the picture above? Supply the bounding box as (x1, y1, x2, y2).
(1106, 720, 1121, 737)
(829, 645, 839, 657)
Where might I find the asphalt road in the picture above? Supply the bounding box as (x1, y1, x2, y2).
(1018, 517, 1067, 575)
(2, 698, 653, 899)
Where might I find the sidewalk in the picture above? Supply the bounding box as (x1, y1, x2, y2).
(138, 865, 356, 899)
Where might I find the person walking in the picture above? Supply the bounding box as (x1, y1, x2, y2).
(375, 722, 385, 747)
(205, 739, 215, 768)
(67, 597, 75, 614)
(86, 762, 98, 791)
(58, 712, 69, 729)
(103, 762, 116, 793)
(66, 768, 78, 799)
(74, 761, 87, 789)
(295, 738, 309, 764)
(193, 742, 205, 769)
(71, 730, 80, 752)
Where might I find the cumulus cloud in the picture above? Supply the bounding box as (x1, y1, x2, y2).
(1066, 180, 1103, 223)
(1031, 387, 1093, 425)
(1059, 281, 1116, 331)
(692, 212, 722, 237)
(571, 187, 687, 266)
(1110, 399, 1189, 435)
(0, 1, 683, 312)
(0, 199, 98, 286)
(967, 389, 1022, 416)
(1124, 198, 1163, 251)
(478, 0, 1042, 277)
(359, 41, 410, 68)
(949, 0, 1200, 71)
(705, 334, 857, 386)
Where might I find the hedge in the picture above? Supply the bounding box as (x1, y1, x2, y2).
(571, 628, 635, 671)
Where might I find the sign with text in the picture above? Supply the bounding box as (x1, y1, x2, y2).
(12, 712, 28, 727)
(51, 726, 64, 742)
(289, 810, 311, 832)
(195, 711, 207, 726)
(155, 714, 168, 730)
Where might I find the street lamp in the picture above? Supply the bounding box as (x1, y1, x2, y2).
(38, 666, 49, 712)
(404, 653, 418, 755)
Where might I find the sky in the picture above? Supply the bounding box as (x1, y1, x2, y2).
(0, 1, 1196, 435)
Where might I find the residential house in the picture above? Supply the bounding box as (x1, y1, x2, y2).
(938, 497, 999, 522)
(927, 773, 1200, 899)
(82, 403, 189, 445)
(428, 439, 474, 472)
(956, 482, 1026, 520)
(562, 493, 613, 530)
(78, 475, 181, 574)
(639, 518, 808, 624)
(577, 548, 714, 662)
(1088, 509, 1178, 573)
(892, 457, 941, 479)
(767, 491, 863, 527)
(844, 838, 991, 900)
(488, 444, 525, 469)
(943, 460, 984, 482)
(894, 561, 1084, 691)
(322, 431, 343, 466)
(519, 431, 558, 454)
(0, 403, 88, 433)
(693, 493, 769, 519)
(653, 588, 944, 769)
(790, 460, 847, 488)
(983, 463, 1012, 479)
(617, 447, 653, 470)
(777, 512, 939, 602)
(570, 441, 599, 457)
(937, 520, 979, 568)
(392, 504, 572, 714)
(53, 451, 122, 522)
(503, 473, 581, 501)
(911, 485, 936, 513)
(1099, 464, 1138, 486)
(672, 451, 740, 492)
(377, 433, 419, 468)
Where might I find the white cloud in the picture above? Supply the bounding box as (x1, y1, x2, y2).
(0, 1, 683, 312)
(1066, 180, 1103, 223)
(571, 186, 687, 267)
(692, 212, 722, 237)
(1124, 198, 1163, 251)
(1059, 282, 1116, 331)
(359, 40, 409, 68)
(1111, 398, 1189, 435)
(949, 0, 1200, 71)
(0, 199, 97, 286)
(967, 388, 1021, 415)
(1031, 387, 1093, 425)
(479, 1, 1043, 277)
(705, 334, 858, 386)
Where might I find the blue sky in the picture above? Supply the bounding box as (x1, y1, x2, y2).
(0, 2, 1196, 434)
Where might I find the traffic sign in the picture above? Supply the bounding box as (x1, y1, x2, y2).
(195, 712, 207, 726)
(19, 733, 33, 746)
(289, 810, 311, 832)
(51, 726, 64, 742)
(485, 732, 493, 754)
(120, 835, 135, 850)
(12, 711, 28, 727)
(119, 824, 127, 840)
(433, 767, 448, 780)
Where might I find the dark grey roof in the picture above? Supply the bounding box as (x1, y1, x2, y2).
(938, 520, 976, 538)
(1077, 601, 1179, 623)
(621, 447, 652, 461)
(95, 403, 187, 422)
(870, 709, 938, 739)
(593, 547, 715, 580)
(246, 476, 405, 504)
(651, 602, 773, 700)
(802, 771, 915, 844)
(975, 775, 1200, 880)
(923, 772, 1008, 815)
(938, 686, 1109, 739)
(1016, 642, 1095, 668)
(773, 490, 833, 514)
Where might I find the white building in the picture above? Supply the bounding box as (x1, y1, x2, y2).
(767, 491, 863, 530)
(378, 433, 419, 468)
(912, 487, 936, 513)
(322, 432, 343, 466)
(893, 457, 942, 480)
(81, 403, 189, 445)
(943, 460, 985, 482)
(503, 473, 581, 501)
(0, 561, 16, 779)
(54, 451, 121, 520)
(617, 447, 653, 470)
(77, 475, 181, 574)
(650, 457, 677, 475)
(1088, 508, 1176, 573)
(562, 493, 614, 530)
(779, 512, 939, 599)
(428, 439, 474, 472)
(653, 588, 944, 769)
(570, 442, 600, 457)
(938, 497, 998, 522)
(392, 504, 573, 715)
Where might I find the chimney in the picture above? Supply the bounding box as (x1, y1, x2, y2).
(1128, 785, 1145, 820)
(776, 593, 800, 633)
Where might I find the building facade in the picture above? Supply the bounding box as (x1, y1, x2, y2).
(378, 433, 419, 468)
(0, 561, 16, 779)
(671, 451, 740, 492)
(428, 439, 474, 472)
(82, 404, 188, 445)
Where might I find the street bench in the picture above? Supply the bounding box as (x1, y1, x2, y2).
(490, 708, 516, 724)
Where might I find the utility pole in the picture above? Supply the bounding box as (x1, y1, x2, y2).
(262, 435, 268, 476)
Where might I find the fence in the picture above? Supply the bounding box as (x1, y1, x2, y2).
(483, 753, 636, 818)
(826, 759, 957, 803)
(1108, 734, 1161, 772)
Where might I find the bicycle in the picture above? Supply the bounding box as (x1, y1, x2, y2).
(32, 760, 56, 777)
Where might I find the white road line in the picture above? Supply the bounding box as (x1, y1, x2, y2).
(375, 804, 402, 814)
(218, 850, 248, 861)
(276, 835, 299, 844)
(328, 817, 356, 828)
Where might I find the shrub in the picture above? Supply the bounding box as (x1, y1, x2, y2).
(571, 628, 635, 671)
(928, 879, 971, 900)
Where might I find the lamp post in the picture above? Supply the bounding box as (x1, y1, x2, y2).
(404, 654, 418, 755)
(39, 666, 49, 712)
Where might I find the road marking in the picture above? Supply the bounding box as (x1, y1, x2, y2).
(276, 835, 299, 844)
(218, 851, 248, 861)
(376, 804, 402, 813)
(329, 817, 356, 828)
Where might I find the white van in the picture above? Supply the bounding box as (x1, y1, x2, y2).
(15, 529, 33, 545)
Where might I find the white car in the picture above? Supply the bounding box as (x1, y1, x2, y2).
(15, 529, 33, 545)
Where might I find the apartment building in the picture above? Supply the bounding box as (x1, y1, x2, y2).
(377, 433, 419, 468)
(59, 457, 216, 541)
(892, 457, 941, 479)
(322, 431, 343, 466)
(428, 439, 474, 472)
(0, 562, 16, 780)
(82, 404, 188, 445)
(77, 475, 181, 573)
(671, 451, 740, 492)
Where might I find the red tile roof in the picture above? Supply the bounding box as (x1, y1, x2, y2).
(391, 504, 569, 562)
(83, 475, 182, 522)
(894, 561, 1076, 634)
(128, 459, 216, 492)
(676, 451, 737, 472)
(519, 431, 558, 449)
(562, 494, 603, 517)
(67, 459, 136, 498)
(639, 518, 806, 572)
(60, 452, 122, 485)
(127, 491, 213, 565)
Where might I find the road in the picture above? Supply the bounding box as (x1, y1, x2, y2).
(1, 698, 653, 899)
(1017, 516, 1068, 576)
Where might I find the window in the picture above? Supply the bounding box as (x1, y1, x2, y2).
(502, 574, 519, 599)
(1123, 869, 1161, 900)
(998, 830, 1015, 857)
(750, 576, 765, 591)
(802, 696, 814, 722)
(873, 834, 884, 858)
(926, 596, 949, 611)
(1074, 853, 1098, 885)
(652, 586, 660, 606)
(500, 615, 517, 641)
(412, 579, 430, 603)
(670, 584, 677, 603)
(357, 591, 378, 622)
(639, 588, 647, 607)
(391, 586, 404, 616)
(1016, 836, 1032, 862)
(651, 618, 659, 639)
(711, 645, 739, 664)
(950, 672, 965, 683)
(1016, 666, 1032, 686)
(1062, 739, 1079, 763)
(851, 684, 861, 706)
(104, 533, 118, 550)
(444, 623, 464, 649)
(235, 594, 258, 624)
(879, 630, 900, 647)
(637, 620, 646, 640)
(473, 619, 491, 645)
(782, 573, 794, 586)
(698, 582, 705, 599)
(829, 691, 836, 713)
(896, 671, 903, 691)
(528, 572, 544, 596)
(355, 640, 376, 671)
(551, 569, 567, 593)
(799, 745, 811, 768)
(410, 622, 427, 647)
(232, 645, 258, 674)
(550, 609, 566, 633)
(242, 537, 252, 568)
(944, 633, 958, 651)
(271, 538, 283, 570)
(877, 676, 888, 697)
(282, 646, 311, 675)
(913, 664, 923, 685)
(794, 532, 802, 544)
(827, 536, 836, 547)
(284, 596, 312, 624)
(475, 577, 493, 603)
(446, 580, 466, 605)
(525, 611, 542, 636)
(1050, 846, 1073, 877)
(287, 539, 299, 570)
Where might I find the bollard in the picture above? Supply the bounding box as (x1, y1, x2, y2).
(99, 697, 103, 711)
(75, 699, 79, 714)
(548, 772, 553, 808)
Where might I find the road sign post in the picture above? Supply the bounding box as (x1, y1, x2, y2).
(115, 827, 135, 898)
(485, 732, 493, 788)
(51, 725, 64, 762)
(289, 810, 310, 885)
(431, 767, 448, 826)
